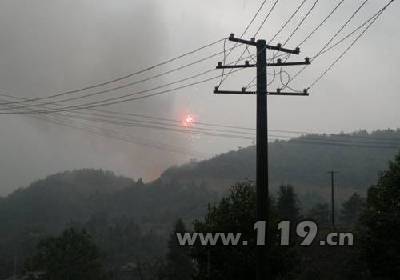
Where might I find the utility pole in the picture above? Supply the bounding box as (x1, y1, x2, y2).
(328, 170, 338, 228)
(13, 254, 17, 280)
(214, 34, 310, 280)
(207, 248, 211, 279)
(256, 38, 268, 280)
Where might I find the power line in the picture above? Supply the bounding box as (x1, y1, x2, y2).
(0, 64, 247, 114)
(0, 0, 272, 109)
(253, 0, 281, 38)
(38, 110, 400, 151)
(296, 0, 346, 47)
(1, 73, 220, 114)
(5, 91, 399, 150)
(1, 1, 398, 158)
(4, 38, 226, 106)
(219, 0, 282, 86)
(243, 0, 269, 38)
(34, 114, 202, 157)
(276, 0, 322, 90)
(277, 0, 346, 89)
(268, 0, 309, 44)
(283, 138, 400, 150)
(218, 39, 228, 86)
(317, 7, 386, 57)
(58, 108, 400, 149)
(59, 110, 257, 137)
(1, 49, 239, 108)
(308, 0, 395, 89)
(245, 67, 278, 89)
(220, 0, 274, 66)
(0, 86, 255, 136)
(281, 0, 372, 89)
(63, 111, 400, 147)
(33, 111, 400, 150)
(56, 112, 256, 140)
(0, 0, 396, 144)
(57, 111, 400, 148)
(313, 0, 370, 60)
(0, 50, 255, 114)
(0, 96, 204, 157)
(42, 107, 400, 146)
(0, 44, 238, 107)
(282, 0, 321, 46)
(218, 46, 285, 86)
(2, 87, 400, 145)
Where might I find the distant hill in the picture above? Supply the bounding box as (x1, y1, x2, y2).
(1, 130, 399, 233)
(0, 169, 216, 235)
(160, 129, 400, 201)
(0, 169, 217, 277)
(0, 130, 398, 231)
(0, 169, 133, 230)
(0, 129, 399, 277)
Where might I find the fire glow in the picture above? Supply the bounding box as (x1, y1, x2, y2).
(182, 114, 195, 128)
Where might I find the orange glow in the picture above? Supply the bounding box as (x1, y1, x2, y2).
(182, 114, 195, 127)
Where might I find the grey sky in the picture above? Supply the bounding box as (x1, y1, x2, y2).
(0, 0, 398, 195)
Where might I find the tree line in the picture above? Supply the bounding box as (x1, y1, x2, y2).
(21, 150, 400, 279)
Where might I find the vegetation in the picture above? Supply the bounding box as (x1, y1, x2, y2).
(306, 203, 330, 226)
(27, 228, 106, 280)
(192, 183, 298, 280)
(276, 185, 301, 222)
(0, 131, 399, 279)
(161, 130, 400, 195)
(0, 169, 216, 279)
(158, 219, 195, 280)
(340, 193, 365, 227)
(359, 152, 400, 278)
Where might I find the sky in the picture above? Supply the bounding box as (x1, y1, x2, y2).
(0, 0, 398, 195)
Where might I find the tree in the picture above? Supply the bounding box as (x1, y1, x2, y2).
(192, 182, 297, 280)
(360, 152, 400, 278)
(340, 193, 365, 227)
(276, 185, 301, 247)
(276, 185, 301, 222)
(159, 219, 195, 280)
(28, 228, 106, 280)
(306, 203, 330, 227)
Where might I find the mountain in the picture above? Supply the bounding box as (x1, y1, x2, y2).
(160, 129, 400, 201)
(0, 169, 134, 232)
(0, 169, 217, 277)
(1, 129, 399, 234)
(0, 129, 399, 277)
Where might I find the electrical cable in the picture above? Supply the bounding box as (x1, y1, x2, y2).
(280, 0, 372, 89)
(307, 1, 393, 89)
(2, 38, 226, 105)
(297, 0, 346, 47)
(282, 0, 321, 46)
(268, 0, 309, 44)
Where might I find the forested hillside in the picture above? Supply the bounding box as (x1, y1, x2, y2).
(0, 130, 399, 278)
(0, 169, 217, 277)
(161, 129, 400, 200)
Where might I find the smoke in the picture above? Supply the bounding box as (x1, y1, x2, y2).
(0, 0, 189, 195)
(0, 0, 399, 195)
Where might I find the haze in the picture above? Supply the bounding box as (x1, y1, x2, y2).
(0, 0, 398, 195)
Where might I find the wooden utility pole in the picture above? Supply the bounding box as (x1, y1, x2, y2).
(328, 170, 339, 228)
(256, 38, 268, 280)
(215, 33, 309, 280)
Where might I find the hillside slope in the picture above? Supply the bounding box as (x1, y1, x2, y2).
(160, 130, 400, 197)
(0, 130, 399, 277)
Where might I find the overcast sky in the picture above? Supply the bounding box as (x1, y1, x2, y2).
(0, 0, 398, 195)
